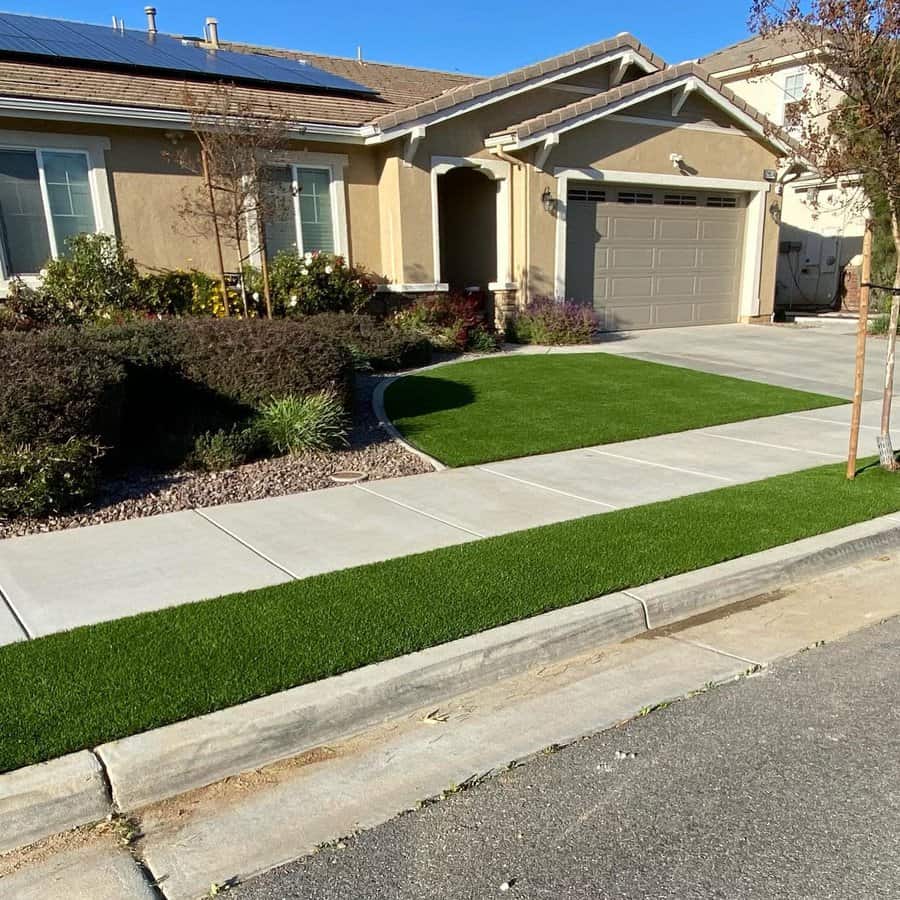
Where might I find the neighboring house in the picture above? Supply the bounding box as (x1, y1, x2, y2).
(702, 32, 867, 311)
(0, 11, 795, 330)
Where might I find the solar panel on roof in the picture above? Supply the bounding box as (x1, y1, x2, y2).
(0, 11, 376, 94)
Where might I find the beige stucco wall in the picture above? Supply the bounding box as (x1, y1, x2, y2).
(0, 117, 381, 275)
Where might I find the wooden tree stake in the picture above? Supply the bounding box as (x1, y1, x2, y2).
(847, 220, 873, 479)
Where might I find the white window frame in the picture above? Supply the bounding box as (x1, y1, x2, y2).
(0, 130, 113, 290)
(248, 151, 349, 264)
(552, 167, 770, 320)
(780, 67, 806, 131)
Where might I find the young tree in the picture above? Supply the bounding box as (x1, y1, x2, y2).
(749, 1, 900, 469)
(167, 82, 294, 317)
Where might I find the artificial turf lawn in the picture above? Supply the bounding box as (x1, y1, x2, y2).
(383, 354, 845, 466)
(1, 461, 899, 774)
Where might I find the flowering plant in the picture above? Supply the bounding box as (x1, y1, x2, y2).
(508, 296, 598, 345)
(269, 250, 375, 316)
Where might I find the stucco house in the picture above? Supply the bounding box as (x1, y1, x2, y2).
(0, 10, 795, 331)
(702, 31, 867, 312)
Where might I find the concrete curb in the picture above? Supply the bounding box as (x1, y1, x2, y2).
(3, 513, 900, 852)
(371, 375, 445, 471)
(0, 751, 110, 854)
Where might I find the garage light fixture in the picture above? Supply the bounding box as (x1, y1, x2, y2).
(541, 186, 555, 213)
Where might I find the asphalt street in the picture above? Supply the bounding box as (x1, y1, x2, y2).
(233, 614, 900, 900)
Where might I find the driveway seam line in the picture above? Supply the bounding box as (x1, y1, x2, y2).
(191, 509, 301, 581)
(477, 467, 620, 509)
(353, 484, 486, 539)
(585, 448, 735, 482)
(668, 634, 762, 667)
(0, 579, 33, 640)
(621, 589, 651, 630)
(703, 432, 844, 459)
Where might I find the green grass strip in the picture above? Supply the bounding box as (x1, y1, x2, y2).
(1, 461, 899, 773)
(384, 354, 844, 466)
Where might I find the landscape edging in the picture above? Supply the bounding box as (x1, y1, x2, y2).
(3, 513, 900, 854)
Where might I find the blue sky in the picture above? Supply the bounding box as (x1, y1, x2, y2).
(12, 1, 753, 73)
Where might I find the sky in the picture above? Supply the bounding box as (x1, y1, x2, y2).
(12, 0, 755, 73)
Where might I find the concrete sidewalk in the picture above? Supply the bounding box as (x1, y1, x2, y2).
(0, 397, 895, 645)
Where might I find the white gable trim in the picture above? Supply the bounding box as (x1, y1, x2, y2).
(491, 74, 790, 155)
(365, 48, 659, 145)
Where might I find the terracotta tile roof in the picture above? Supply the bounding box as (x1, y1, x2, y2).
(490, 60, 799, 152)
(370, 33, 666, 131)
(0, 46, 477, 127)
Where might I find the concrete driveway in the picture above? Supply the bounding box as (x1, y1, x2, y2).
(585, 321, 886, 401)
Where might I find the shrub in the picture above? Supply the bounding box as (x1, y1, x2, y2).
(303, 312, 432, 371)
(139, 271, 195, 317)
(394, 293, 495, 352)
(90, 318, 354, 464)
(269, 251, 376, 315)
(509, 297, 598, 345)
(188, 427, 262, 471)
(37, 233, 141, 324)
(0, 329, 126, 448)
(256, 392, 348, 454)
(0, 438, 103, 518)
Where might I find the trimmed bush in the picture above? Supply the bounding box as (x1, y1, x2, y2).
(256, 392, 348, 454)
(0, 329, 126, 448)
(303, 312, 432, 371)
(508, 297, 598, 345)
(393, 293, 497, 352)
(0, 438, 103, 518)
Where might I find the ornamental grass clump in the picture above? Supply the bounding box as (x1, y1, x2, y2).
(256, 391, 348, 454)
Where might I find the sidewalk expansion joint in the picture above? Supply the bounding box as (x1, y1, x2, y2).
(585, 448, 734, 483)
(477, 466, 619, 509)
(789, 413, 878, 430)
(704, 432, 844, 459)
(353, 484, 486, 538)
(667, 634, 762, 667)
(0, 579, 33, 640)
(191, 509, 301, 580)
(621, 589, 651, 630)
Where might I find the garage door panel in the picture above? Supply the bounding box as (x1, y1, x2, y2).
(658, 218, 701, 241)
(654, 302, 699, 326)
(605, 304, 653, 329)
(565, 183, 745, 331)
(609, 275, 655, 298)
(657, 247, 699, 268)
(612, 217, 656, 240)
(655, 275, 697, 295)
(611, 247, 654, 268)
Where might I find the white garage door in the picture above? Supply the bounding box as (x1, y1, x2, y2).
(564, 185, 747, 330)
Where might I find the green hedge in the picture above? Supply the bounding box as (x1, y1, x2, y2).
(0, 319, 354, 469)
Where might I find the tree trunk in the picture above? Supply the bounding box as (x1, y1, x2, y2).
(876, 210, 900, 470)
(202, 146, 230, 317)
(258, 221, 273, 319)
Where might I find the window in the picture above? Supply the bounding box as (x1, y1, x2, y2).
(663, 193, 697, 206)
(0, 148, 97, 276)
(782, 71, 806, 131)
(617, 191, 653, 205)
(567, 188, 606, 202)
(263, 164, 340, 258)
(706, 195, 738, 208)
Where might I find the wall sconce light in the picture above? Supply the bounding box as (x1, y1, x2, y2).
(541, 187, 555, 213)
(769, 200, 782, 224)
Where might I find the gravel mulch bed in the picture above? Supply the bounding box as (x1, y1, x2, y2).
(0, 374, 434, 540)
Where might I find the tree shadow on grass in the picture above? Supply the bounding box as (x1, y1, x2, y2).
(388, 375, 476, 423)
